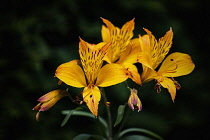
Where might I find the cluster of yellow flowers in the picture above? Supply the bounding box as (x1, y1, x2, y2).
(33, 18, 195, 119)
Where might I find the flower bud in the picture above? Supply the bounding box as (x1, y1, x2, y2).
(128, 88, 142, 112)
(33, 89, 68, 121)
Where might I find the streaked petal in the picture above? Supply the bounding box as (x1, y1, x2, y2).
(144, 28, 173, 69)
(79, 38, 111, 84)
(101, 18, 135, 63)
(159, 77, 176, 101)
(83, 86, 101, 117)
(96, 64, 128, 87)
(55, 60, 87, 87)
(158, 52, 195, 77)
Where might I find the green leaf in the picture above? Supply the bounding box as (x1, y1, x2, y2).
(116, 128, 164, 140)
(73, 134, 106, 140)
(61, 110, 73, 127)
(120, 135, 154, 140)
(61, 107, 83, 127)
(61, 110, 108, 136)
(114, 105, 126, 127)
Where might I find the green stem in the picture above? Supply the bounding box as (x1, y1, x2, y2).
(103, 90, 113, 140)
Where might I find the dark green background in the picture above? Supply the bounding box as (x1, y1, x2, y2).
(1, 0, 209, 139)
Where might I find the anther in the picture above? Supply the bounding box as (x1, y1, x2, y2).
(105, 102, 111, 106)
(154, 82, 162, 93)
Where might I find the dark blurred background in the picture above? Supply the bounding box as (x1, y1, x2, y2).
(1, 0, 209, 140)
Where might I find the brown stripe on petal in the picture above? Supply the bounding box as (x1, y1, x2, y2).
(79, 39, 111, 84)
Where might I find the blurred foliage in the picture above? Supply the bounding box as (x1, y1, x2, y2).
(0, 0, 209, 139)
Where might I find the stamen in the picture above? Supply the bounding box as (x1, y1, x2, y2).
(58, 80, 62, 85)
(100, 89, 111, 106)
(154, 82, 162, 93)
(170, 77, 181, 90)
(105, 102, 111, 106)
(73, 95, 83, 104)
(174, 80, 181, 90)
(125, 81, 132, 90)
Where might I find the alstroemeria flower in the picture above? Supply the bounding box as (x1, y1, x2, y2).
(101, 18, 141, 85)
(33, 89, 68, 121)
(138, 28, 195, 101)
(101, 18, 135, 63)
(55, 38, 129, 116)
(128, 88, 142, 112)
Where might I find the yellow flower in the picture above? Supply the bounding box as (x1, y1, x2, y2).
(101, 18, 141, 85)
(101, 18, 135, 63)
(128, 88, 142, 112)
(55, 38, 129, 116)
(33, 89, 68, 121)
(138, 28, 195, 101)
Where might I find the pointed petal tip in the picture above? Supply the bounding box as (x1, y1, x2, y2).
(138, 106, 142, 112)
(143, 28, 150, 33)
(101, 17, 107, 22)
(79, 37, 83, 41)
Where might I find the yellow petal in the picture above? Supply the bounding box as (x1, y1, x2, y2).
(101, 18, 135, 63)
(83, 85, 101, 117)
(101, 18, 116, 34)
(158, 52, 195, 77)
(96, 64, 128, 87)
(137, 35, 153, 69)
(55, 60, 87, 87)
(118, 38, 141, 64)
(144, 28, 173, 69)
(101, 25, 111, 42)
(138, 34, 150, 52)
(79, 38, 111, 84)
(141, 66, 157, 83)
(138, 52, 153, 70)
(79, 38, 110, 51)
(159, 77, 176, 101)
(123, 63, 142, 85)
